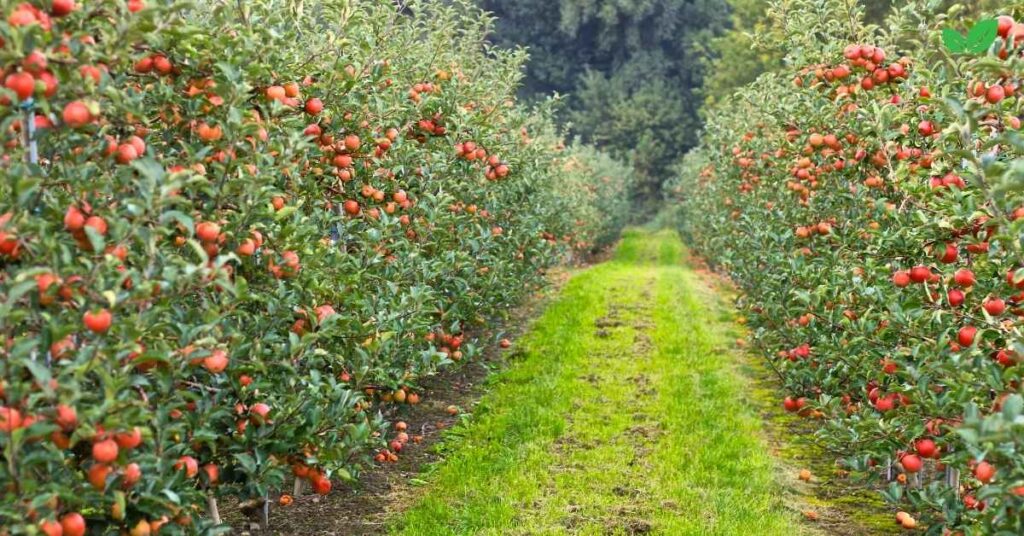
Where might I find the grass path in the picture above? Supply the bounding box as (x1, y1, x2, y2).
(389, 228, 809, 535)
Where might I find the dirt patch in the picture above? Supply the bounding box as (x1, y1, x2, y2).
(595, 316, 624, 328)
(220, 267, 577, 535)
(618, 519, 653, 535)
(631, 332, 653, 354)
(628, 374, 656, 396)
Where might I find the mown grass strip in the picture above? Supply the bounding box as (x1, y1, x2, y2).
(389, 229, 807, 535)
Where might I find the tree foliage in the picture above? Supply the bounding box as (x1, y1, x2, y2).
(671, 0, 1024, 532)
(0, 0, 633, 531)
(480, 0, 730, 206)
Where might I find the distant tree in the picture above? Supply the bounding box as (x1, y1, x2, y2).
(480, 0, 731, 207)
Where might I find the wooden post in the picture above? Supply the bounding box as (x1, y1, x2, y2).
(206, 494, 221, 525)
(21, 101, 38, 165)
(330, 204, 348, 254)
(259, 492, 269, 530)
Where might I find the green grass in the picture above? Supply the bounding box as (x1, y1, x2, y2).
(389, 228, 809, 535)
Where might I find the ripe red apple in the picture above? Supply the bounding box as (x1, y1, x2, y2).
(266, 85, 286, 101)
(974, 461, 995, 483)
(4, 72, 35, 101)
(64, 205, 86, 231)
(114, 427, 143, 449)
(909, 265, 930, 283)
(40, 520, 62, 536)
(892, 271, 911, 287)
(202, 463, 220, 485)
(87, 463, 111, 490)
(936, 243, 957, 264)
(203, 349, 229, 373)
(0, 406, 24, 432)
(998, 15, 1015, 38)
(957, 325, 977, 346)
(983, 297, 1006, 316)
(874, 395, 894, 412)
(152, 55, 172, 75)
(60, 513, 86, 536)
(344, 134, 361, 151)
(250, 402, 271, 424)
(237, 239, 256, 256)
(315, 304, 336, 323)
(986, 85, 1005, 104)
(62, 101, 93, 127)
(953, 268, 975, 287)
(948, 289, 965, 307)
(23, 51, 47, 74)
(55, 404, 77, 430)
(1007, 268, 1024, 288)
(901, 454, 923, 473)
(783, 396, 805, 412)
(83, 309, 112, 333)
(312, 474, 331, 495)
(195, 221, 220, 242)
(92, 438, 119, 463)
(915, 438, 937, 458)
(343, 199, 360, 215)
(174, 455, 199, 478)
(51, 0, 75, 16)
(115, 143, 138, 164)
(918, 120, 934, 136)
(304, 97, 323, 115)
(83, 215, 108, 236)
(123, 462, 142, 487)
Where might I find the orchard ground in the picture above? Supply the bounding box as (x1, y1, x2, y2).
(249, 228, 897, 535)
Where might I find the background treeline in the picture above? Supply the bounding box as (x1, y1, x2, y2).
(478, 0, 908, 211)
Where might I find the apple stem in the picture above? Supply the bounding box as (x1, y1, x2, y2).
(206, 494, 221, 525)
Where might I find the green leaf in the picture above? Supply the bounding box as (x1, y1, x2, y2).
(24, 359, 52, 386)
(234, 452, 258, 474)
(942, 29, 967, 53)
(5, 279, 36, 307)
(965, 19, 998, 54)
(955, 427, 979, 444)
(83, 225, 106, 253)
(159, 210, 194, 235)
(1002, 394, 1023, 420)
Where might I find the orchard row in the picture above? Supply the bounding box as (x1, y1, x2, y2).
(673, 2, 1024, 533)
(0, 0, 635, 533)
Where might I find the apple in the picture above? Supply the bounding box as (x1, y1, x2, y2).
(60, 513, 86, 536)
(957, 325, 977, 346)
(974, 461, 995, 483)
(92, 438, 119, 463)
(83, 309, 112, 333)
